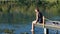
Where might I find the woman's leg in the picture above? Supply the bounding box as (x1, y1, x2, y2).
(31, 21, 36, 31)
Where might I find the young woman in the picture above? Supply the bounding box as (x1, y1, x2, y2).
(31, 8, 43, 31)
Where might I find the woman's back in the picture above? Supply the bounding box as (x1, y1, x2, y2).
(37, 12, 43, 23)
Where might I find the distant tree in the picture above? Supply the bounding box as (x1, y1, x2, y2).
(0, 8, 2, 12)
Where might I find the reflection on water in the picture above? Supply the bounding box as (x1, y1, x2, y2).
(31, 31, 34, 34)
(0, 22, 60, 34)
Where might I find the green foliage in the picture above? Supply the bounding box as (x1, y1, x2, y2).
(0, 0, 60, 23)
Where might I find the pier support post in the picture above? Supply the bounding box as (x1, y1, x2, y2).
(44, 28, 49, 34)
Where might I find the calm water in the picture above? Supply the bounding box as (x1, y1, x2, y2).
(0, 22, 60, 34)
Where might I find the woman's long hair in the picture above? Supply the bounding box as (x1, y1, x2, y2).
(35, 7, 39, 12)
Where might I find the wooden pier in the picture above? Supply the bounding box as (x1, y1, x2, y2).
(31, 16, 60, 34)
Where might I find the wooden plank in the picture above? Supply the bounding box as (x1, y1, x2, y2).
(35, 22, 60, 30)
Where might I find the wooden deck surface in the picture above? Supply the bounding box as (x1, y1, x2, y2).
(35, 21, 60, 30)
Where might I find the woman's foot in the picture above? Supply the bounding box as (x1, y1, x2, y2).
(31, 29, 34, 31)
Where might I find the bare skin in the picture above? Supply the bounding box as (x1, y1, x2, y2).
(35, 9, 39, 23)
(31, 9, 39, 31)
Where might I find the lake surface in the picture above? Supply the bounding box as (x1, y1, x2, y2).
(0, 22, 60, 34)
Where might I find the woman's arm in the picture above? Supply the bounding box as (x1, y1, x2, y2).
(35, 12, 38, 23)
